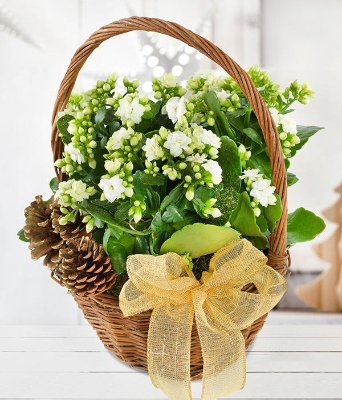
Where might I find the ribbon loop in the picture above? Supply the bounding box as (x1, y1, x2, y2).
(119, 239, 287, 400)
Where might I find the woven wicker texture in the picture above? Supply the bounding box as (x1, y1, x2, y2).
(51, 16, 289, 379)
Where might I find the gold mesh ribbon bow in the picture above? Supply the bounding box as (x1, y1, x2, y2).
(119, 239, 287, 400)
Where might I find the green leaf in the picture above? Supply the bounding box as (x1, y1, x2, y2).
(160, 223, 240, 258)
(243, 127, 264, 146)
(212, 136, 241, 223)
(230, 192, 268, 249)
(194, 186, 212, 203)
(109, 120, 121, 134)
(151, 211, 174, 254)
(287, 172, 299, 186)
(145, 188, 160, 213)
(140, 172, 165, 186)
(82, 200, 149, 236)
(17, 228, 30, 242)
(106, 238, 127, 274)
(226, 109, 248, 132)
(94, 106, 115, 125)
(290, 125, 323, 157)
(251, 153, 272, 179)
(119, 232, 136, 255)
(94, 107, 107, 124)
(256, 213, 268, 233)
(49, 177, 59, 193)
(162, 204, 185, 224)
(82, 200, 116, 225)
(262, 193, 283, 233)
(86, 198, 117, 216)
(143, 100, 162, 119)
(131, 171, 161, 213)
(91, 228, 105, 244)
(81, 160, 106, 184)
(115, 202, 131, 223)
(103, 228, 115, 253)
(287, 207, 326, 246)
(134, 236, 150, 254)
(132, 171, 149, 196)
(203, 91, 237, 140)
(160, 183, 185, 211)
(219, 136, 242, 187)
(57, 114, 74, 144)
(145, 129, 160, 139)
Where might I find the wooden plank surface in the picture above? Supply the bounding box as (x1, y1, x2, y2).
(1, 322, 342, 399)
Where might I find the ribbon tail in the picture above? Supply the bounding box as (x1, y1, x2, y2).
(193, 291, 246, 400)
(147, 302, 194, 400)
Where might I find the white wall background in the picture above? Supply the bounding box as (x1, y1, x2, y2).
(0, 0, 341, 325)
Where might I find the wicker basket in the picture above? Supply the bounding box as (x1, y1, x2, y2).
(51, 16, 289, 380)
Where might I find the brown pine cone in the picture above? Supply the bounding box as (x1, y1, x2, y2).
(59, 236, 116, 297)
(24, 195, 64, 270)
(50, 199, 89, 241)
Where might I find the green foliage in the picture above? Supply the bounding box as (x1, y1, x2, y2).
(17, 228, 30, 242)
(203, 91, 237, 140)
(56, 114, 74, 144)
(213, 136, 241, 223)
(287, 208, 326, 246)
(49, 177, 59, 193)
(290, 125, 324, 157)
(160, 223, 240, 258)
(40, 66, 324, 277)
(230, 192, 268, 249)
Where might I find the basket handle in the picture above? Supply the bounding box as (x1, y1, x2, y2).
(51, 16, 288, 271)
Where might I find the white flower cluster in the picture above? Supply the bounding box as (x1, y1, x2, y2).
(99, 126, 141, 203)
(240, 169, 277, 216)
(271, 110, 300, 157)
(55, 179, 96, 208)
(54, 179, 96, 226)
(97, 89, 224, 219)
(187, 71, 225, 93)
(115, 95, 146, 125)
(164, 96, 187, 124)
(142, 121, 222, 207)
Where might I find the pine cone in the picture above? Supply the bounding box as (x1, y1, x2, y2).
(50, 199, 89, 240)
(24, 195, 64, 270)
(59, 236, 116, 297)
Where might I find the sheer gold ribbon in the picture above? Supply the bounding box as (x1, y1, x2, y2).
(119, 239, 287, 400)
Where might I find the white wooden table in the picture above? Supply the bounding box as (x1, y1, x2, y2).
(1, 314, 342, 399)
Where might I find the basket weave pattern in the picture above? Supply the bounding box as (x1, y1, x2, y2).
(51, 17, 289, 379)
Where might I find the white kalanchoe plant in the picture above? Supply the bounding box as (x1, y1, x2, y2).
(46, 66, 325, 277)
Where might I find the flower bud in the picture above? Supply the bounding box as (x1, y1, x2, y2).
(89, 159, 97, 169)
(207, 117, 215, 126)
(254, 207, 261, 217)
(211, 208, 222, 218)
(103, 83, 111, 92)
(125, 187, 134, 197)
(185, 188, 195, 201)
(66, 164, 74, 173)
(279, 132, 287, 141)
